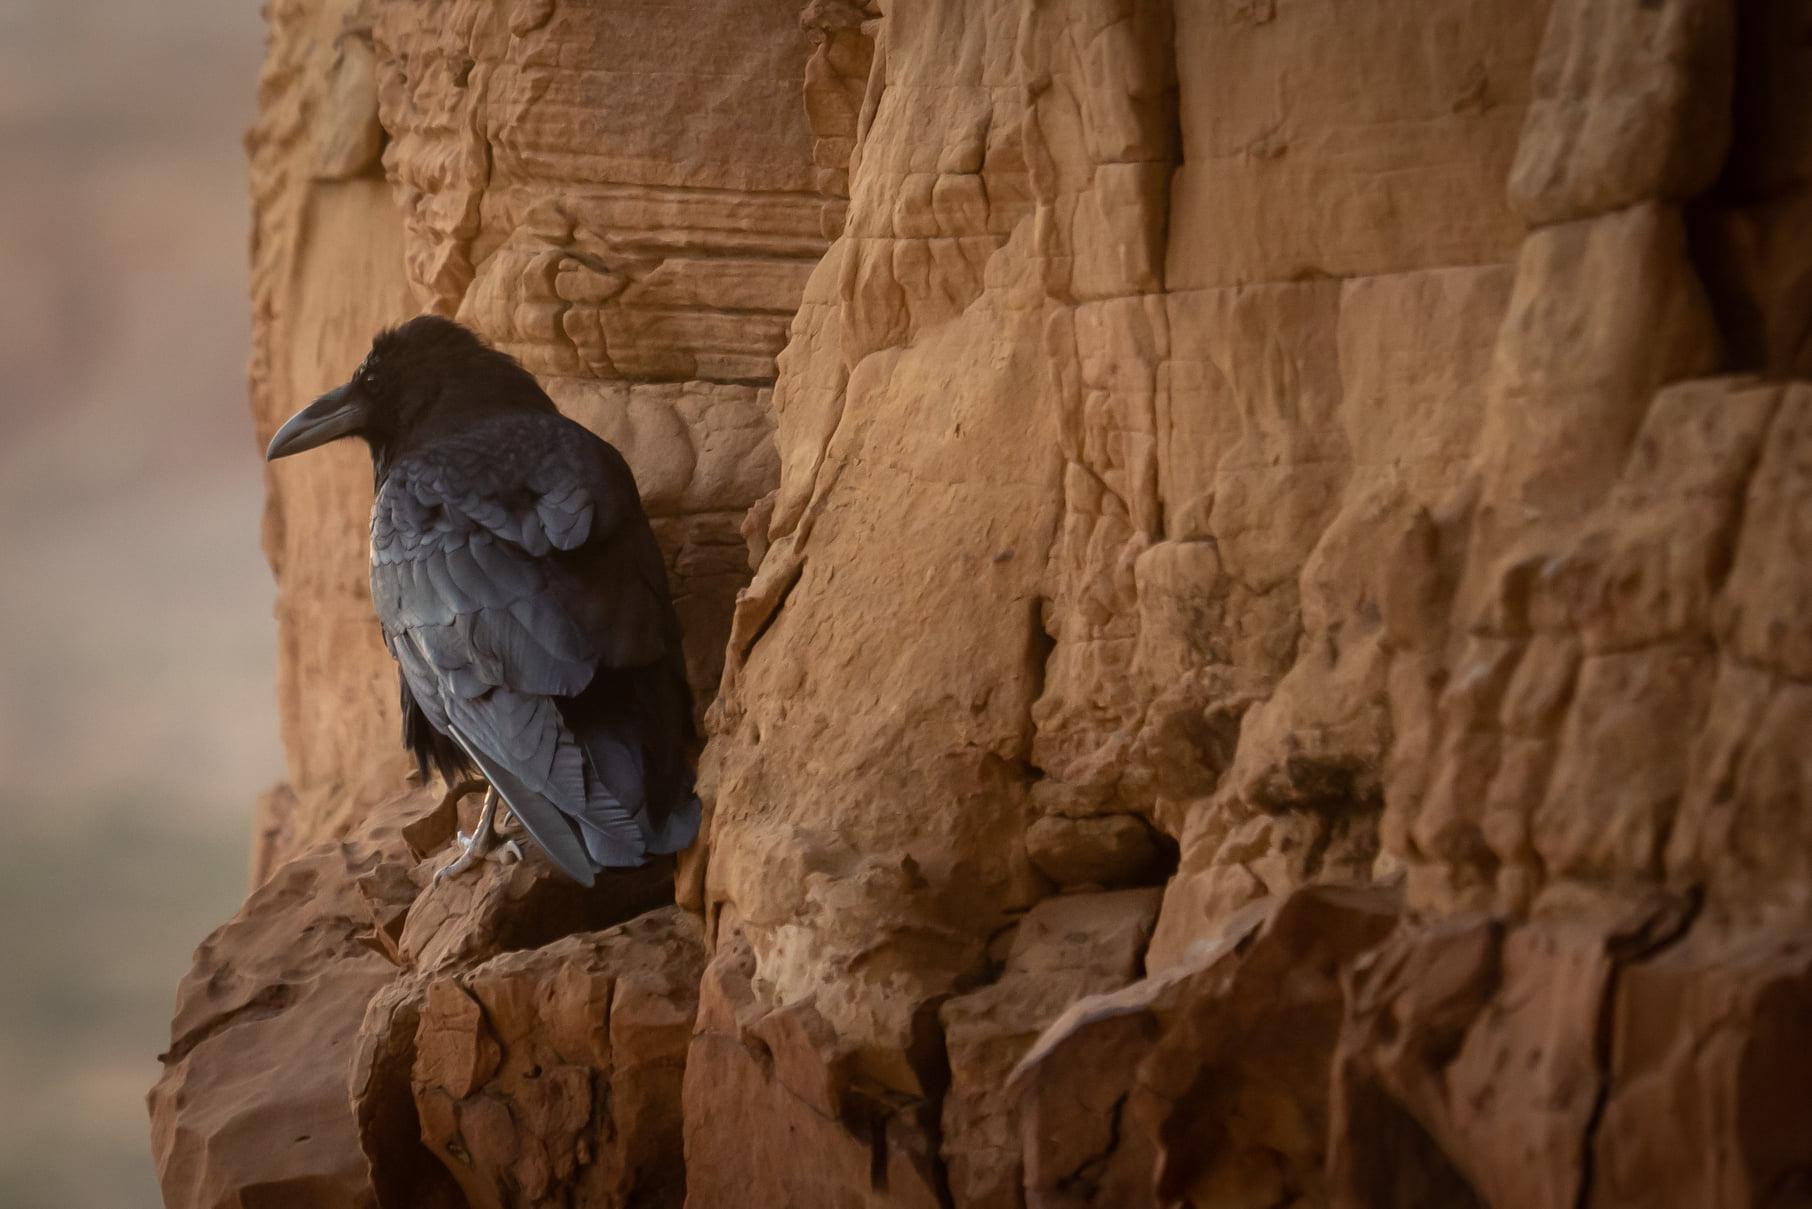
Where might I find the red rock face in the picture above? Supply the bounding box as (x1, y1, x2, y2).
(151, 0, 1812, 1205)
(372, 908, 704, 1209)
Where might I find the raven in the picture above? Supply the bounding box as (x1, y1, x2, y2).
(265, 316, 700, 886)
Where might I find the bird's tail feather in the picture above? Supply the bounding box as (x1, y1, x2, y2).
(570, 779, 648, 868)
(572, 724, 689, 866)
(564, 664, 700, 863)
(451, 732, 598, 886)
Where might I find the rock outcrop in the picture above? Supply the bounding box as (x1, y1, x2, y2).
(152, 0, 1812, 1206)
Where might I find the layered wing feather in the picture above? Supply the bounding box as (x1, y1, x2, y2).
(370, 414, 691, 883)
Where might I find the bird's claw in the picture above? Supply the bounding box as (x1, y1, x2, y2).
(433, 842, 483, 882)
(433, 835, 522, 881)
(434, 787, 509, 882)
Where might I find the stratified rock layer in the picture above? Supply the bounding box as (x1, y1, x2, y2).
(153, 0, 1812, 1206)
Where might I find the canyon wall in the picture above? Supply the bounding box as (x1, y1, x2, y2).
(152, 1, 1812, 1207)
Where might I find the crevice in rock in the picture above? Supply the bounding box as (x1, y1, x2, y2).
(1684, 0, 1810, 378)
(357, 987, 467, 1209)
(159, 982, 297, 1066)
(907, 994, 958, 1209)
(1024, 593, 1056, 719)
(1152, 0, 1183, 304)
(1342, 1076, 1484, 1209)
(1703, 390, 1780, 598)
(1143, 817, 1181, 889)
(1054, 1089, 1128, 1203)
(1574, 888, 1704, 1209)
(738, 554, 805, 661)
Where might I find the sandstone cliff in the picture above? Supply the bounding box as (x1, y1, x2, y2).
(152, 2, 1812, 1206)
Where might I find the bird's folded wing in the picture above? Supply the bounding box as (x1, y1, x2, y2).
(369, 443, 668, 871)
(371, 444, 669, 688)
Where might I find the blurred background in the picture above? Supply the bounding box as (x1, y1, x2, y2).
(0, 1, 278, 1204)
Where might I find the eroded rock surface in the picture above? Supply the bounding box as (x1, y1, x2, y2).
(1013, 885, 1401, 1209)
(150, 780, 432, 1209)
(155, 0, 1812, 1205)
(364, 908, 704, 1209)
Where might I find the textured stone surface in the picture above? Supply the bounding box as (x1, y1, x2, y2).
(149, 785, 436, 1209)
(158, 0, 1812, 1205)
(1012, 885, 1401, 1209)
(680, 918, 949, 1209)
(1510, 0, 1734, 223)
(371, 909, 705, 1209)
(1593, 924, 1812, 1209)
(247, 0, 420, 869)
(940, 889, 1160, 1208)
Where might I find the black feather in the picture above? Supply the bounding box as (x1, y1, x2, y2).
(316, 315, 700, 883)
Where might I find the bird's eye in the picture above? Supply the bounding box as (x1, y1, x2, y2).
(360, 363, 383, 395)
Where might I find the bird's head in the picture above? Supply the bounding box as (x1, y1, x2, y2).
(265, 315, 547, 464)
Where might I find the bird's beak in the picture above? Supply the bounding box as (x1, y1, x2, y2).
(265, 383, 368, 460)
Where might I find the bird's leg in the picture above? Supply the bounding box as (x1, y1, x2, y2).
(485, 799, 523, 865)
(454, 786, 499, 854)
(435, 787, 520, 880)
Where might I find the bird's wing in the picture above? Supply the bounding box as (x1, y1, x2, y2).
(371, 431, 669, 879)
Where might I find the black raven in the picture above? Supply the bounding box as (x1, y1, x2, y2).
(265, 315, 700, 886)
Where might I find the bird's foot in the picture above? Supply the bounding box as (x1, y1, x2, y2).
(433, 832, 489, 881)
(435, 834, 522, 881)
(433, 787, 508, 881)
